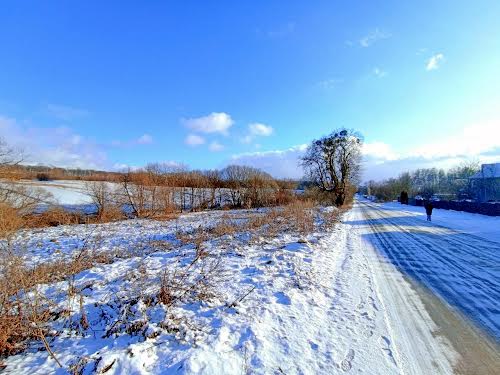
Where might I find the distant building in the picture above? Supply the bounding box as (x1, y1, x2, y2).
(469, 163, 500, 202)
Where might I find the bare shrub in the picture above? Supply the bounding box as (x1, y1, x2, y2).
(158, 252, 225, 308)
(0, 254, 56, 359)
(282, 200, 315, 235)
(98, 205, 126, 222)
(23, 207, 85, 228)
(0, 203, 23, 241)
(84, 181, 119, 221)
(209, 217, 241, 237)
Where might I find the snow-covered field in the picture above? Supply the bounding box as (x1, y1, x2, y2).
(11, 180, 94, 205)
(3, 202, 499, 374)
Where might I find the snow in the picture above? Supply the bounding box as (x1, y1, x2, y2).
(10, 180, 94, 205)
(6, 202, 499, 374)
(380, 200, 500, 243)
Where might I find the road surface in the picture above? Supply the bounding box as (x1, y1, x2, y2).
(350, 200, 500, 374)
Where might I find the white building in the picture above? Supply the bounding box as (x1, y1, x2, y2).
(469, 163, 500, 202)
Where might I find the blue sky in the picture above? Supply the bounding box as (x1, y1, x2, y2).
(1, 1, 500, 180)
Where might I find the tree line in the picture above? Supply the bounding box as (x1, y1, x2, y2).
(360, 161, 480, 202)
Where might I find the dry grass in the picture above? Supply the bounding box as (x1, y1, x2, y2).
(0, 192, 348, 364)
(23, 208, 85, 228)
(158, 253, 224, 308)
(0, 204, 24, 241)
(22, 206, 129, 230)
(0, 247, 121, 358)
(282, 199, 316, 235)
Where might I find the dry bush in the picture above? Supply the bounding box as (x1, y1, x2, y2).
(318, 208, 341, 231)
(0, 203, 24, 241)
(0, 247, 119, 360)
(273, 189, 296, 206)
(282, 200, 316, 235)
(98, 206, 127, 223)
(0, 254, 56, 359)
(23, 208, 85, 228)
(158, 253, 224, 308)
(209, 217, 241, 237)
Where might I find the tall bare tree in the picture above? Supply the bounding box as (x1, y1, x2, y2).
(301, 129, 363, 206)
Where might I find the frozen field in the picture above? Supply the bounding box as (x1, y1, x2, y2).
(3, 202, 499, 374)
(11, 180, 94, 205)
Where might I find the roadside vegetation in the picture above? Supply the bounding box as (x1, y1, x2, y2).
(0, 130, 362, 370)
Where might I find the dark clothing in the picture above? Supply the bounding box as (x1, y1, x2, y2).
(425, 203, 433, 215)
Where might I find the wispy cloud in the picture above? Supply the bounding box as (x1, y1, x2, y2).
(111, 134, 154, 147)
(316, 78, 342, 90)
(0, 115, 107, 169)
(208, 141, 224, 152)
(242, 123, 274, 144)
(137, 133, 153, 144)
(185, 134, 205, 146)
(373, 67, 387, 78)
(260, 22, 296, 38)
(416, 47, 428, 56)
(113, 160, 185, 172)
(426, 53, 445, 71)
(230, 144, 307, 178)
(46, 103, 89, 120)
(182, 112, 234, 135)
(359, 28, 391, 47)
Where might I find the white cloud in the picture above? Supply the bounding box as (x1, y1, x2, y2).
(361, 121, 500, 180)
(242, 123, 274, 144)
(137, 133, 153, 144)
(0, 115, 107, 169)
(359, 28, 391, 47)
(46, 103, 89, 120)
(230, 119, 500, 181)
(113, 160, 186, 172)
(426, 53, 445, 71)
(411, 121, 500, 159)
(249, 123, 273, 137)
(373, 67, 387, 78)
(230, 144, 308, 178)
(209, 141, 224, 152)
(183, 112, 234, 135)
(185, 134, 205, 146)
(362, 141, 398, 161)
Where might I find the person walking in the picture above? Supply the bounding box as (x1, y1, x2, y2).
(425, 201, 433, 221)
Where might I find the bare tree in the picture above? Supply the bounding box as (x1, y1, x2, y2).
(0, 139, 23, 168)
(84, 181, 114, 220)
(0, 139, 52, 213)
(301, 129, 363, 206)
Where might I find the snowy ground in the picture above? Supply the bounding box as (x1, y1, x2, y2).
(3, 202, 499, 374)
(380, 200, 500, 244)
(10, 180, 94, 205)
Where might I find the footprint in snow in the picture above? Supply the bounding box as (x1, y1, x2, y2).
(339, 349, 355, 371)
(274, 292, 291, 305)
(379, 336, 397, 366)
(309, 341, 319, 350)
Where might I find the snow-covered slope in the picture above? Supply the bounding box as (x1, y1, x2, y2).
(7, 204, 480, 374)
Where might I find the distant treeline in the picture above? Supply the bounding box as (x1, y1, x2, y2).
(7, 163, 299, 190)
(8, 164, 122, 181)
(359, 161, 480, 201)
